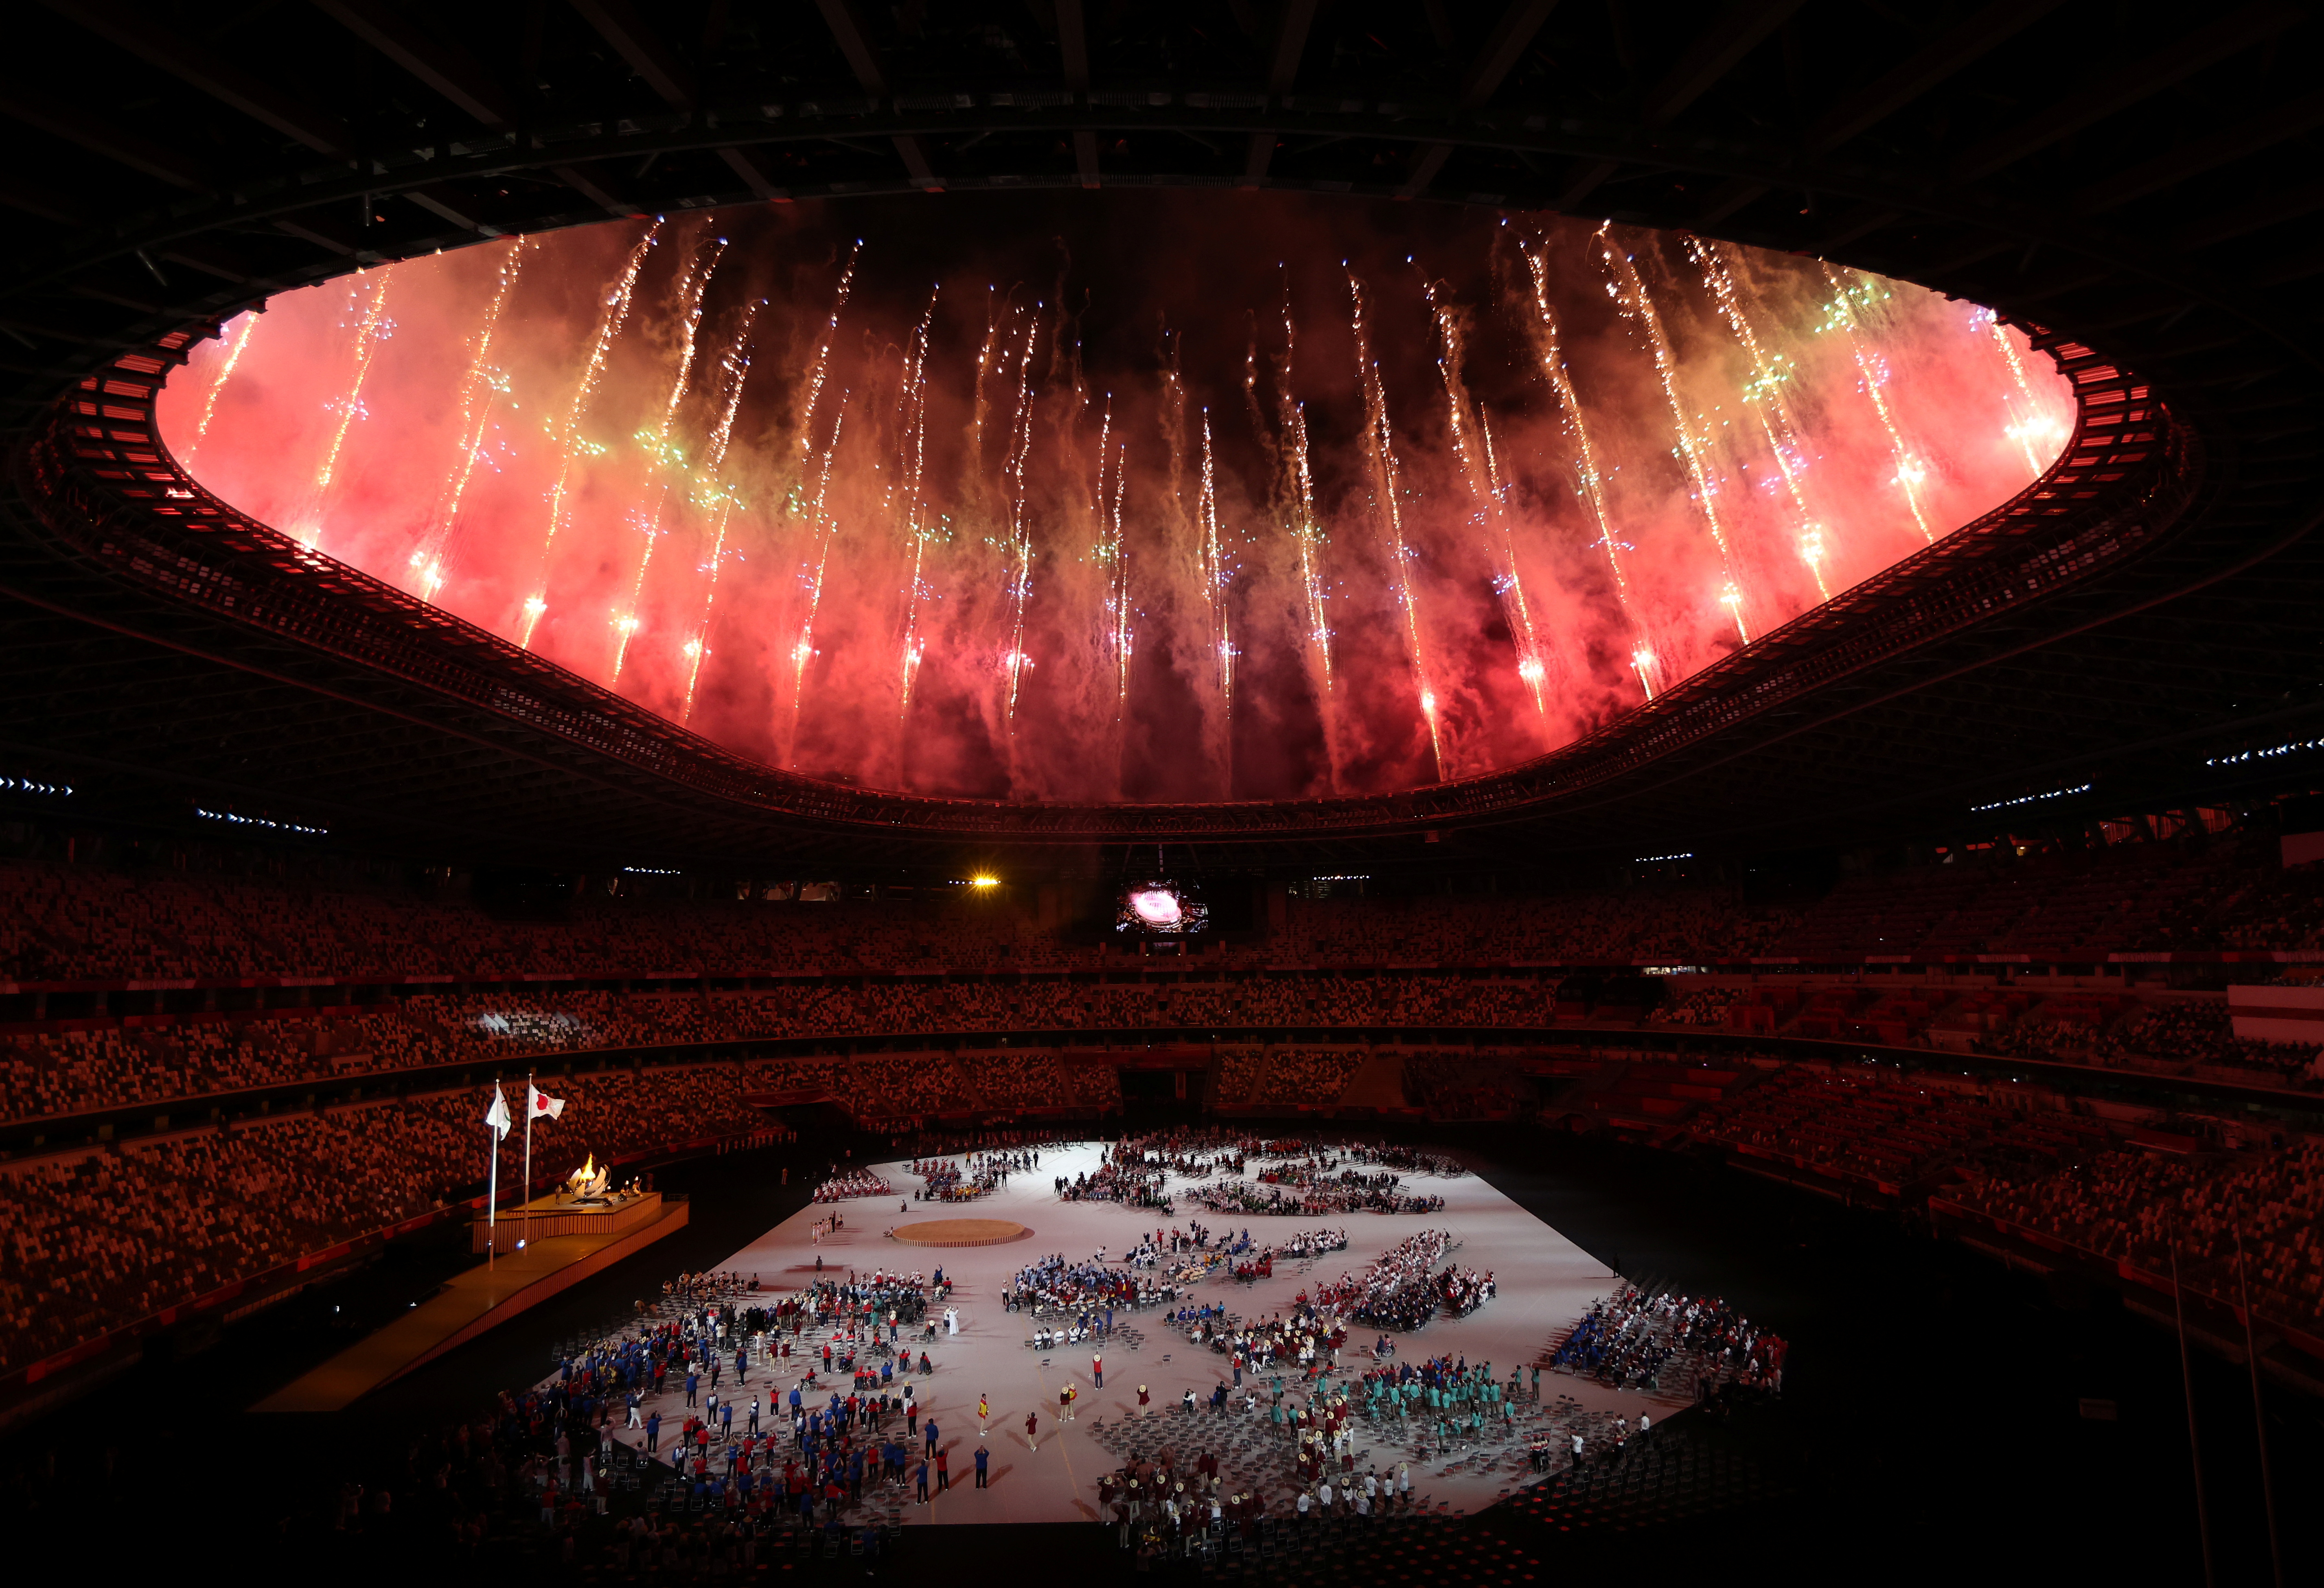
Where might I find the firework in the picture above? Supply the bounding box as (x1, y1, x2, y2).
(998, 317, 1040, 747)
(786, 399, 850, 764)
(680, 300, 762, 722)
(795, 243, 861, 473)
(1690, 237, 1832, 600)
(1820, 263, 1935, 543)
(611, 233, 727, 683)
(1349, 270, 1445, 779)
(408, 238, 530, 601)
(1427, 279, 1547, 720)
(1196, 409, 1233, 713)
(1104, 429, 1132, 733)
(522, 221, 660, 648)
(182, 311, 259, 470)
(1520, 241, 1654, 695)
(895, 289, 940, 722)
(968, 286, 1003, 481)
(294, 270, 394, 548)
(1982, 308, 2068, 479)
(1273, 292, 1334, 698)
(171, 215, 2059, 806)
(1597, 226, 1750, 645)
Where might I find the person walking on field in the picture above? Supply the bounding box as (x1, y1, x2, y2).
(979, 1394, 989, 1435)
(1092, 1352, 1103, 1389)
(1026, 1410, 1039, 1451)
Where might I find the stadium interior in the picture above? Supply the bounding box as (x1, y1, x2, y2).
(2, 2, 2323, 1583)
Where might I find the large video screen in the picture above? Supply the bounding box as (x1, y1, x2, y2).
(1115, 881, 1209, 936)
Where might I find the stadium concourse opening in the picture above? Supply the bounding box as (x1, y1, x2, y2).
(5, 3, 2324, 1586)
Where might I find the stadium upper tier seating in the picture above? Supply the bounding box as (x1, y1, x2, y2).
(9, 835, 2324, 990)
(4, 842, 2321, 1386)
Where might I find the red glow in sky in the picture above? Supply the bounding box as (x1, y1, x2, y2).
(160, 193, 2070, 803)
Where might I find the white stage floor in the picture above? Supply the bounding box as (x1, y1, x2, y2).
(599, 1141, 1689, 1525)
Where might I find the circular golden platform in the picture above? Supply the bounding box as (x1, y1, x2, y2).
(889, 1218, 1032, 1248)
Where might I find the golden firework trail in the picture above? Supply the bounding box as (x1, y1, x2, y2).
(1520, 240, 1651, 692)
(1983, 308, 2066, 479)
(1348, 270, 1445, 779)
(1273, 294, 1333, 698)
(968, 287, 1004, 481)
(998, 317, 1041, 742)
(611, 233, 727, 682)
(1102, 427, 1132, 731)
(521, 221, 660, 649)
(410, 238, 530, 602)
(1195, 408, 1233, 714)
(1158, 326, 1192, 556)
(1426, 280, 1547, 720)
(1091, 400, 1122, 719)
(1689, 237, 1831, 601)
(895, 289, 939, 721)
(680, 300, 763, 723)
(1475, 408, 1554, 710)
(295, 270, 394, 548)
(183, 311, 260, 469)
(1596, 225, 1750, 645)
(1818, 262, 1935, 543)
(793, 241, 861, 475)
(786, 398, 849, 764)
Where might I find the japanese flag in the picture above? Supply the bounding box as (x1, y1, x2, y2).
(484, 1084, 511, 1141)
(529, 1083, 566, 1122)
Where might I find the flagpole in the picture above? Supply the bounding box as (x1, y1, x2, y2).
(487, 1086, 500, 1271)
(523, 1068, 535, 1229)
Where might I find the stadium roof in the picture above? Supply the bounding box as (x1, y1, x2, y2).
(0, 1, 2319, 873)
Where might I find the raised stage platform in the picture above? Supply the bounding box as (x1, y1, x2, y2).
(469, 1188, 665, 1251)
(254, 1194, 688, 1414)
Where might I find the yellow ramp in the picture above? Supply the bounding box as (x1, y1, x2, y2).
(253, 1201, 688, 1413)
